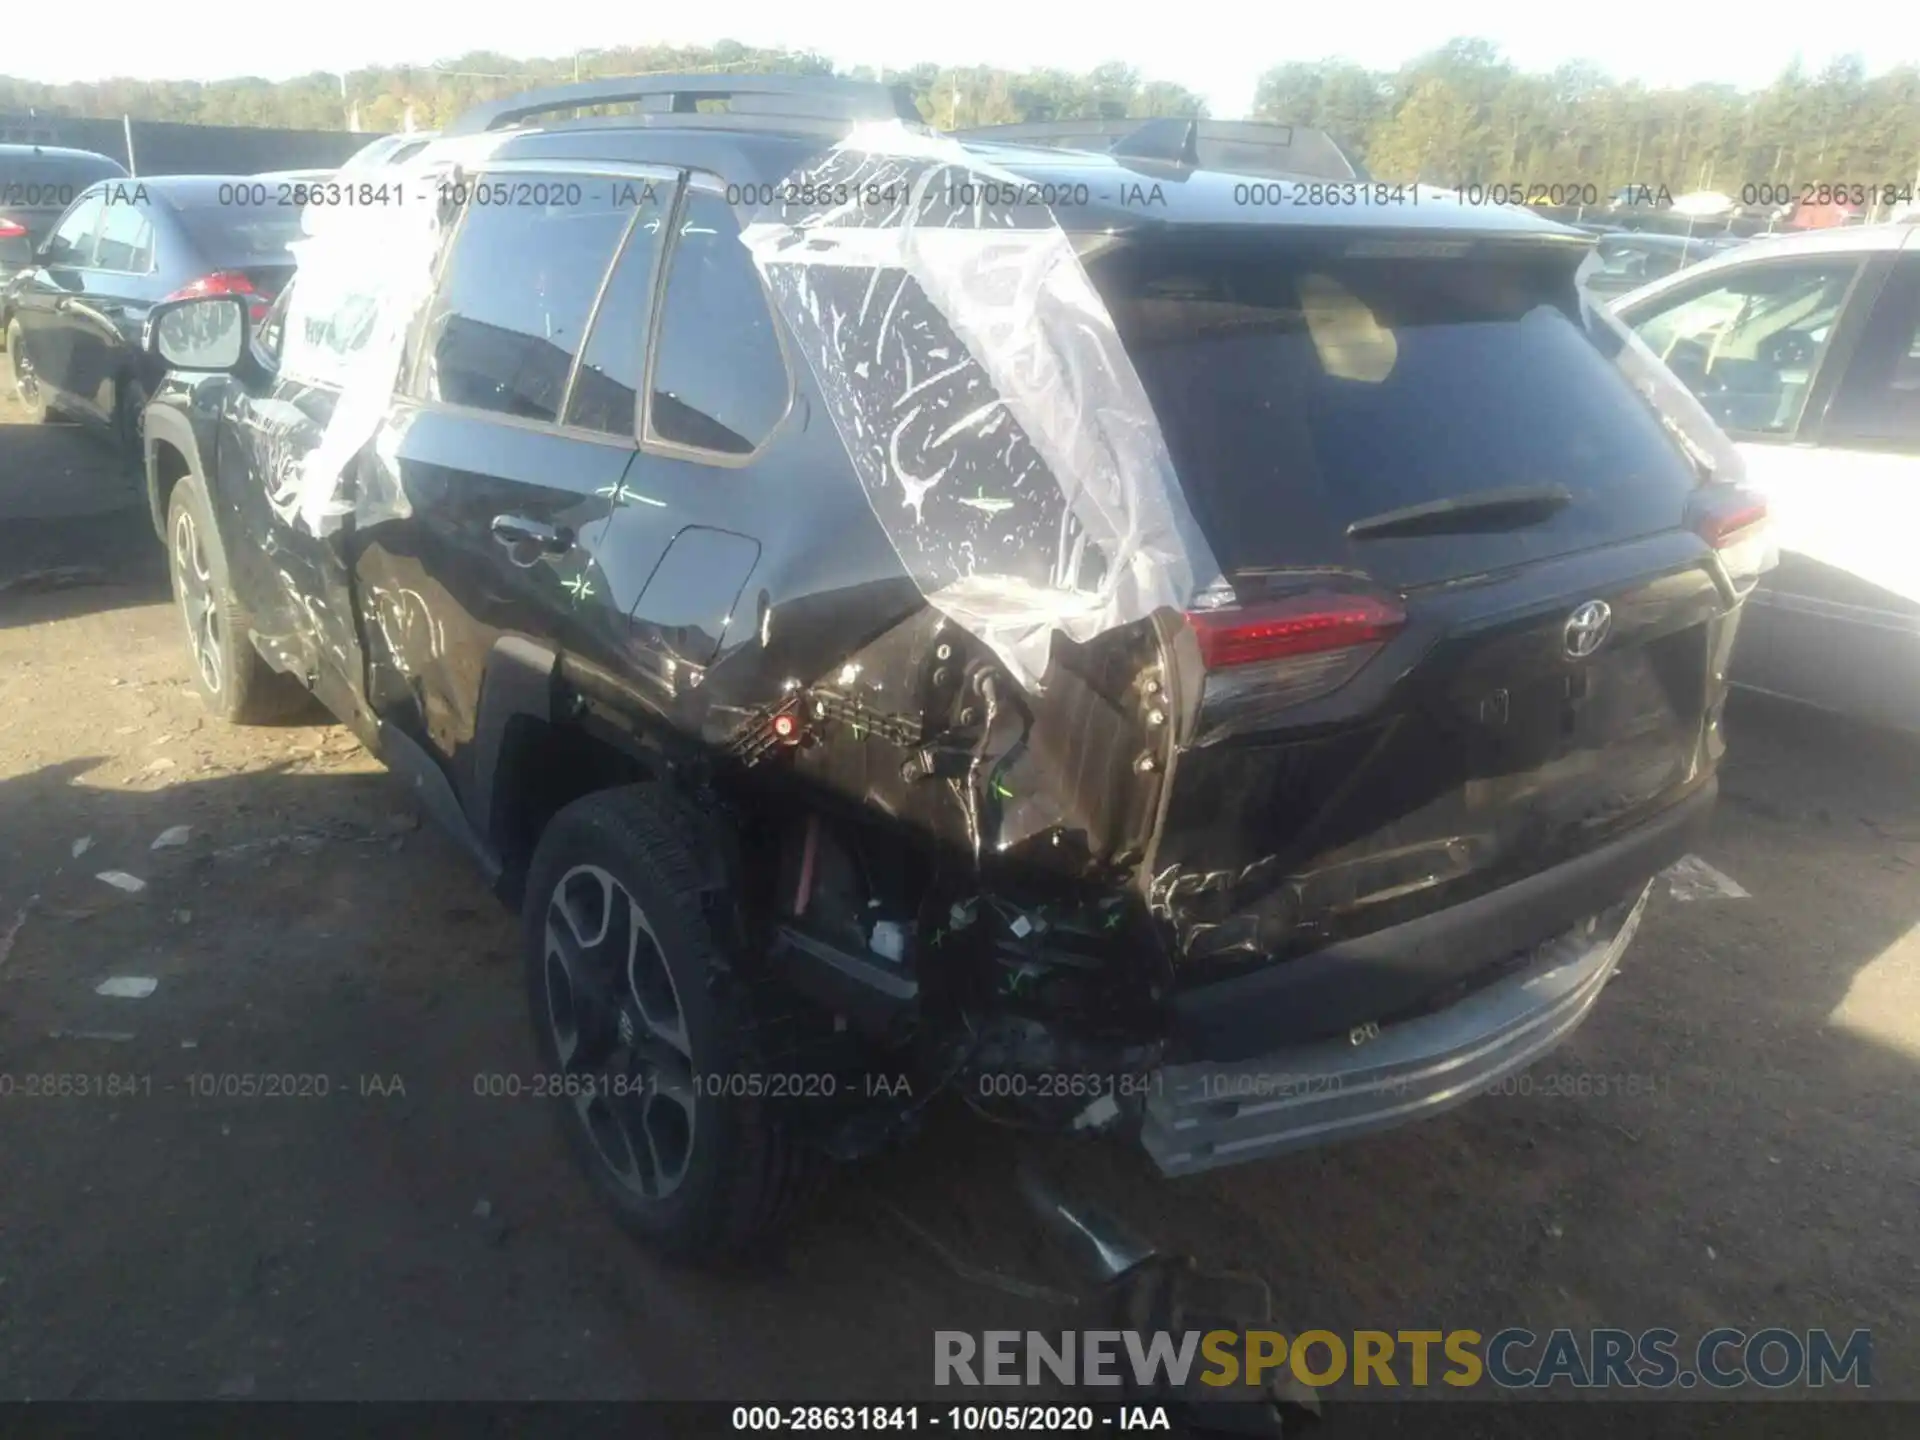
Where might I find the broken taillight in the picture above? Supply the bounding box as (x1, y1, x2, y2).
(1184, 591, 1405, 742)
(1689, 486, 1774, 591)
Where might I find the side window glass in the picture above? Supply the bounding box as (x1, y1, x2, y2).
(418, 175, 636, 424)
(93, 197, 154, 273)
(1824, 260, 1920, 452)
(562, 178, 674, 437)
(648, 191, 789, 456)
(1625, 261, 1857, 436)
(44, 194, 105, 264)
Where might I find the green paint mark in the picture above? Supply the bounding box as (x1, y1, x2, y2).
(595, 480, 653, 508)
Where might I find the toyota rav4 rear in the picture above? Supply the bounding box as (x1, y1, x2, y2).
(1063, 223, 1764, 1171)
(138, 87, 1769, 1261)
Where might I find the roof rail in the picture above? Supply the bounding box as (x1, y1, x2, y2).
(954, 117, 1363, 183)
(445, 74, 925, 136)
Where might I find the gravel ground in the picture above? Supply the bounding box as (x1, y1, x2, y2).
(3, 387, 1917, 1416)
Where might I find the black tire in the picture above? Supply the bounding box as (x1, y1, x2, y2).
(165, 472, 307, 724)
(522, 785, 823, 1262)
(6, 319, 57, 422)
(115, 373, 149, 477)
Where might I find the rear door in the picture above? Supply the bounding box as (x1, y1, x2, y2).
(60, 185, 163, 423)
(353, 162, 679, 811)
(9, 188, 105, 406)
(612, 181, 795, 702)
(1760, 252, 1920, 726)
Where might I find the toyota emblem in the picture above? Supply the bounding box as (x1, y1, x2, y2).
(1564, 600, 1613, 659)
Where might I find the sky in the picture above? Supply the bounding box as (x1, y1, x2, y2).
(7, 0, 1918, 118)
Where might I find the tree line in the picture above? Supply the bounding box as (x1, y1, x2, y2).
(0, 44, 1207, 136)
(3, 37, 1916, 193)
(1255, 40, 1920, 193)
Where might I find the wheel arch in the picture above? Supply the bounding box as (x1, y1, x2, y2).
(143, 403, 203, 543)
(470, 637, 727, 908)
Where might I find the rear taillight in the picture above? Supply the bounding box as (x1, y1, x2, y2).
(1689, 486, 1774, 590)
(0, 218, 27, 239)
(1693, 492, 1768, 549)
(1184, 590, 1406, 742)
(1186, 592, 1405, 669)
(166, 271, 269, 323)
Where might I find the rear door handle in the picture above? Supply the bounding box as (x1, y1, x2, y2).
(490, 514, 574, 554)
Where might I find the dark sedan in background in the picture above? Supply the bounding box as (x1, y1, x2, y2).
(3, 174, 301, 465)
(0, 144, 129, 293)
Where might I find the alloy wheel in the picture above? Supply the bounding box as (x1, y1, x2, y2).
(542, 864, 697, 1200)
(171, 507, 223, 696)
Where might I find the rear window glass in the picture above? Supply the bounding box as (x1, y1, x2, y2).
(1089, 241, 1703, 585)
(169, 196, 304, 264)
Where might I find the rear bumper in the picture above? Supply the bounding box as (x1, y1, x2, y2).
(1140, 881, 1652, 1177)
(1165, 777, 1714, 1061)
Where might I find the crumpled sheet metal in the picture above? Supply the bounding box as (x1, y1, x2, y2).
(740, 122, 1222, 691)
(275, 134, 504, 537)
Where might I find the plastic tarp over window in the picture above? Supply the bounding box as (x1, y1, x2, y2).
(273, 135, 506, 536)
(740, 122, 1222, 690)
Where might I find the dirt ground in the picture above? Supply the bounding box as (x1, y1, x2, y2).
(3, 385, 1918, 1413)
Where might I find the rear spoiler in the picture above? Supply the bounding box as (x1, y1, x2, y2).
(952, 117, 1365, 183)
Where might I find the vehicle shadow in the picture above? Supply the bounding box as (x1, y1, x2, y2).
(1, 695, 1916, 1406)
(858, 694, 1920, 1408)
(0, 406, 163, 629)
(0, 755, 1082, 1402)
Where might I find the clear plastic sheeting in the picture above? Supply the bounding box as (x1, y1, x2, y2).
(274, 135, 499, 537)
(740, 122, 1222, 690)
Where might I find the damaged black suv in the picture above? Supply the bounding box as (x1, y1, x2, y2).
(139, 75, 1771, 1261)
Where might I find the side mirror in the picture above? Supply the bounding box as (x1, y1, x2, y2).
(145, 295, 248, 372)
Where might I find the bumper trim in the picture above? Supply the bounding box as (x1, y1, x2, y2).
(1140, 882, 1652, 1177)
(1168, 778, 1713, 1060)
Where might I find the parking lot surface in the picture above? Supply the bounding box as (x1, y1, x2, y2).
(3, 388, 1917, 1407)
